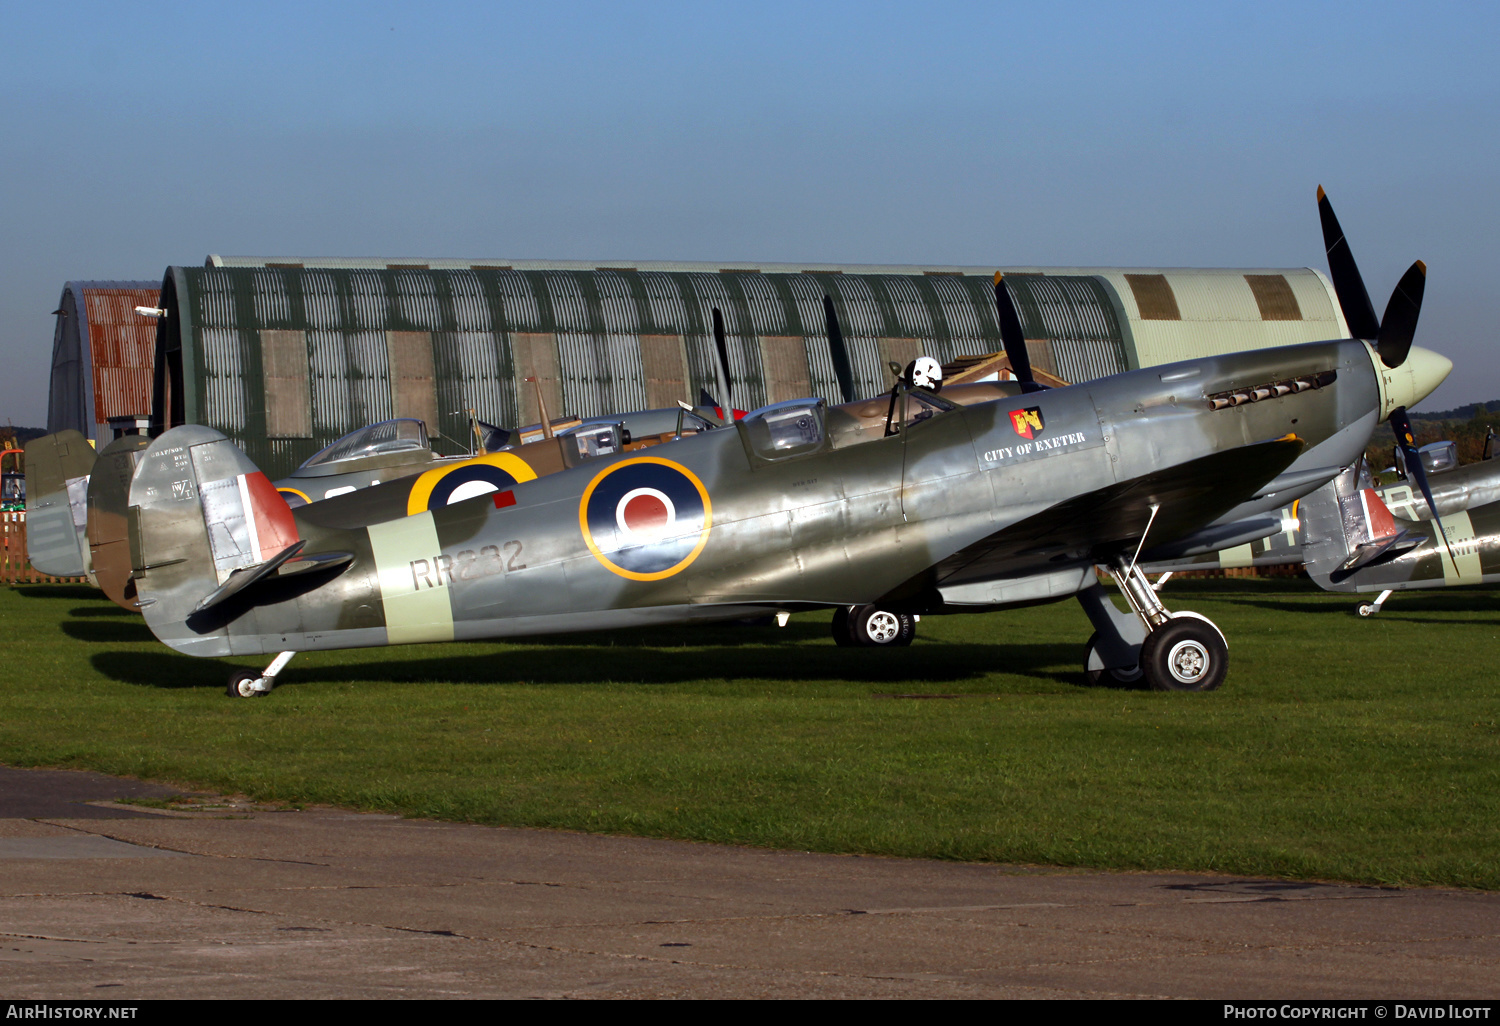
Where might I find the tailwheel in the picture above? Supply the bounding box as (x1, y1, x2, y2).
(1083, 633, 1143, 688)
(848, 605, 915, 647)
(1139, 617, 1227, 692)
(226, 671, 265, 698)
(1356, 602, 1377, 617)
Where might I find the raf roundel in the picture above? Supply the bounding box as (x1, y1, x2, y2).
(580, 457, 712, 580)
(406, 452, 538, 515)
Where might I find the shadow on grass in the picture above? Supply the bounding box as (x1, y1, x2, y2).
(13, 586, 99, 601)
(91, 638, 1088, 692)
(68, 606, 136, 618)
(61, 619, 156, 644)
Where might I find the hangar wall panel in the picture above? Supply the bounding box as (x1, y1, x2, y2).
(145, 263, 1348, 480)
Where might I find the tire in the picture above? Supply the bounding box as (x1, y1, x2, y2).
(848, 605, 915, 647)
(1356, 603, 1376, 617)
(1083, 633, 1144, 688)
(226, 671, 263, 698)
(831, 606, 856, 646)
(1139, 618, 1227, 692)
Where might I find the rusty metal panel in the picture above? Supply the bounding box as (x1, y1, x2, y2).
(261, 330, 312, 439)
(387, 331, 438, 431)
(758, 336, 812, 404)
(639, 334, 690, 409)
(1125, 274, 1182, 320)
(77, 285, 159, 435)
(510, 332, 562, 424)
(1244, 274, 1303, 321)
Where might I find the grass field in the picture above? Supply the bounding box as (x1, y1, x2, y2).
(2, 579, 1498, 888)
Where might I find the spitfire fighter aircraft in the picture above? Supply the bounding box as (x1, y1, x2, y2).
(113, 247, 1448, 696)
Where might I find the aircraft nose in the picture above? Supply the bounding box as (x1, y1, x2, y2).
(1379, 344, 1452, 417)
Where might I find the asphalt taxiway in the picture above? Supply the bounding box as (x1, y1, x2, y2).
(1, 765, 1496, 999)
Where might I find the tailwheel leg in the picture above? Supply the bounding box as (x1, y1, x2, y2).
(1105, 561, 1227, 692)
(1357, 589, 1394, 617)
(226, 651, 297, 698)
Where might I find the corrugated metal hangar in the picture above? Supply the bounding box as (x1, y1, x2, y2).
(127, 257, 1347, 479)
(47, 281, 161, 444)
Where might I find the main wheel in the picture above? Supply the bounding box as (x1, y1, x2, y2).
(831, 606, 856, 646)
(1139, 619, 1227, 692)
(848, 605, 915, 647)
(1083, 633, 1144, 687)
(226, 671, 263, 698)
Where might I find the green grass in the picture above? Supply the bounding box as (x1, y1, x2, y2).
(3, 580, 1499, 888)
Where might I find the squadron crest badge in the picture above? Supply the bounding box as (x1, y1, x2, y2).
(580, 457, 712, 581)
(1010, 407, 1044, 440)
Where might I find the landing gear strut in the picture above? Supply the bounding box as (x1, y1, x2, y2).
(1356, 589, 1394, 617)
(226, 651, 297, 698)
(1076, 562, 1227, 692)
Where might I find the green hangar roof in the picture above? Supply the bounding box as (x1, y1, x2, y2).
(152, 260, 1347, 479)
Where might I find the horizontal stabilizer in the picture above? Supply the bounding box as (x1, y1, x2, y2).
(1330, 531, 1424, 582)
(194, 540, 307, 613)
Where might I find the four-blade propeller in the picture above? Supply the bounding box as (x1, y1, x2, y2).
(1317, 186, 1455, 571)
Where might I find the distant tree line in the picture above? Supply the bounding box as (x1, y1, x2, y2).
(1363, 401, 1498, 474)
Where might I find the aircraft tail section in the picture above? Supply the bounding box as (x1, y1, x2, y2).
(23, 431, 96, 578)
(129, 426, 303, 656)
(1300, 464, 1419, 590)
(85, 434, 153, 609)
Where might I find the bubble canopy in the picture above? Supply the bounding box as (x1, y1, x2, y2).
(298, 419, 431, 472)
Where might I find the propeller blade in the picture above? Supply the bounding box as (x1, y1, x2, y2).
(993, 274, 1046, 393)
(822, 294, 856, 404)
(1375, 260, 1427, 369)
(1317, 185, 1381, 341)
(1390, 405, 1461, 575)
(710, 308, 734, 423)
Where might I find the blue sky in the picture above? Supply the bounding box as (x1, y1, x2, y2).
(2, 1, 1496, 424)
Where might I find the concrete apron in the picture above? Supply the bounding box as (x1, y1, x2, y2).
(1, 766, 1497, 999)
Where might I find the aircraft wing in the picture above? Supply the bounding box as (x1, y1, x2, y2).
(933, 434, 1306, 587)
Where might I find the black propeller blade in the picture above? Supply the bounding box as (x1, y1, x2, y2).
(993, 274, 1047, 394)
(1389, 405, 1461, 575)
(1317, 185, 1380, 342)
(822, 294, 856, 404)
(1317, 186, 1428, 372)
(1376, 260, 1427, 371)
(710, 308, 735, 422)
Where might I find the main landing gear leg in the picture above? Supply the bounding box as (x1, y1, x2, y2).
(1357, 589, 1394, 617)
(226, 651, 297, 698)
(1113, 561, 1226, 692)
(1081, 562, 1228, 692)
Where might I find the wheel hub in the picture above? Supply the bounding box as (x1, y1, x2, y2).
(1166, 640, 1208, 684)
(866, 611, 901, 643)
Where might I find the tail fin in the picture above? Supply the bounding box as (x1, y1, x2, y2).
(85, 434, 153, 609)
(129, 426, 300, 656)
(23, 431, 96, 578)
(1300, 463, 1420, 589)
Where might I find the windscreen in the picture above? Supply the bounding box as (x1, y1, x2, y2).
(300, 419, 430, 470)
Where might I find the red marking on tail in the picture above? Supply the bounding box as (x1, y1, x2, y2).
(242, 472, 298, 558)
